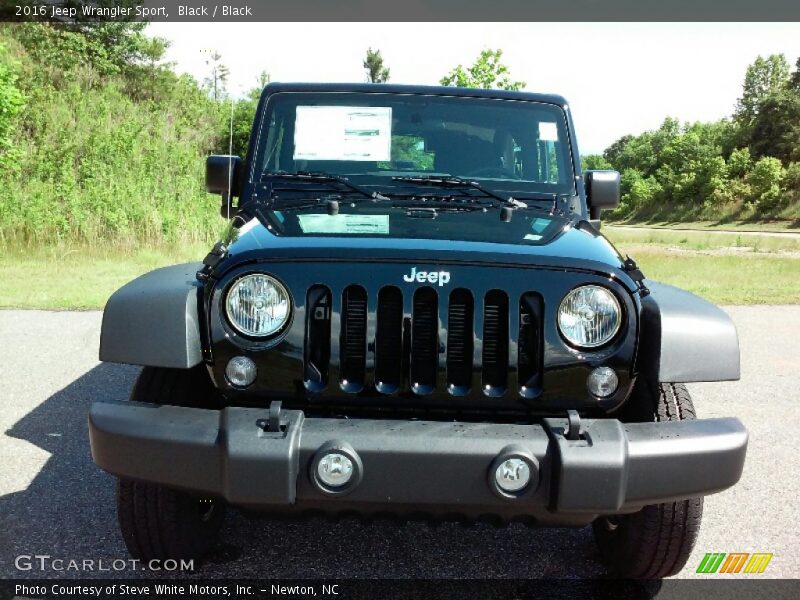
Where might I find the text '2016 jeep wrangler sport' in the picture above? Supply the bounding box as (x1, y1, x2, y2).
(89, 83, 747, 578)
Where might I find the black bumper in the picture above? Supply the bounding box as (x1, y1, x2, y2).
(88, 401, 747, 524)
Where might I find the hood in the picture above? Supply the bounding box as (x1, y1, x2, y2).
(217, 207, 634, 289)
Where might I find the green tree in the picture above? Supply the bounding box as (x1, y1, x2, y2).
(727, 147, 753, 179)
(784, 162, 800, 196)
(440, 49, 525, 91)
(122, 35, 175, 101)
(748, 92, 800, 164)
(744, 56, 800, 165)
(734, 54, 791, 127)
(619, 169, 663, 214)
(16, 4, 158, 77)
(789, 57, 800, 93)
(204, 51, 229, 102)
(746, 156, 784, 209)
(603, 135, 634, 166)
(363, 47, 390, 83)
(581, 154, 613, 171)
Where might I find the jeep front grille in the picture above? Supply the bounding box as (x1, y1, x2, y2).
(374, 286, 404, 394)
(482, 290, 509, 395)
(303, 285, 545, 399)
(445, 288, 473, 393)
(339, 286, 368, 392)
(410, 287, 439, 394)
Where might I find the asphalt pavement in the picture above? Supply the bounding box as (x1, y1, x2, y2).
(0, 308, 798, 580)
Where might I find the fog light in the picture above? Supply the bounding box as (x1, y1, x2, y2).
(495, 458, 531, 493)
(225, 356, 257, 388)
(317, 453, 354, 488)
(587, 366, 618, 397)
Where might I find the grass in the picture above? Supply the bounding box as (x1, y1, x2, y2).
(605, 228, 800, 304)
(0, 244, 209, 310)
(0, 227, 798, 309)
(604, 227, 800, 253)
(618, 251, 799, 304)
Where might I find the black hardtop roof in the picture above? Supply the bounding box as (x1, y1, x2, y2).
(262, 82, 569, 107)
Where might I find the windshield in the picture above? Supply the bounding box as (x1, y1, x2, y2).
(251, 92, 576, 197)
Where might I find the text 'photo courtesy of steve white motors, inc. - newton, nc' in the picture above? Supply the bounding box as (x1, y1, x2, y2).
(18, 3, 253, 19)
(14, 583, 338, 597)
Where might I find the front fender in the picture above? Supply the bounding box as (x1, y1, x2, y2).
(99, 263, 204, 369)
(639, 282, 740, 383)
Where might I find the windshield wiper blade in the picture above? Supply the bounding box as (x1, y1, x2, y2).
(394, 200, 491, 217)
(391, 175, 526, 208)
(263, 171, 390, 201)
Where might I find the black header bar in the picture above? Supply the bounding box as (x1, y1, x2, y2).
(4, 578, 800, 600)
(2, 0, 800, 22)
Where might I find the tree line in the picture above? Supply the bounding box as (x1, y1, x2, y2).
(0, 22, 797, 249)
(584, 54, 800, 222)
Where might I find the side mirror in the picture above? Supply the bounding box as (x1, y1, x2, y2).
(206, 155, 242, 219)
(585, 170, 620, 222)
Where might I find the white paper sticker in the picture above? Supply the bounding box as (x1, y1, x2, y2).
(297, 214, 390, 235)
(238, 217, 260, 234)
(524, 233, 543, 241)
(539, 122, 559, 142)
(294, 106, 392, 161)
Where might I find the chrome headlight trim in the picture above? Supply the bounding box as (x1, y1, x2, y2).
(224, 273, 292, 338)
(557, 284, 622, 349)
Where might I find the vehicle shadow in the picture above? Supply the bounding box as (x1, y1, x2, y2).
(0, 362, 660, 596)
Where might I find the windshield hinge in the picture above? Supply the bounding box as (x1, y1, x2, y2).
(622, 255, 649, 296)
(196, 241, 228, 282)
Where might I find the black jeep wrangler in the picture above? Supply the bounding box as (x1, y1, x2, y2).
(89, 83, 747, 578)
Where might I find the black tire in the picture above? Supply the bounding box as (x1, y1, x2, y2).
(117, 366, 225, 561)
(593, 381, 703, 579)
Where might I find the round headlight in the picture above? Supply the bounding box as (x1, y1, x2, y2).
(558, 285, 621, 348)
(225, 274, 291, 337)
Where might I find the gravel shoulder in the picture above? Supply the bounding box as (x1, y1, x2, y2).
(0, 308, 797, 579)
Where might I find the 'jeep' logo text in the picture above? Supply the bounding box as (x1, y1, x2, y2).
(403, 267, 451, 286)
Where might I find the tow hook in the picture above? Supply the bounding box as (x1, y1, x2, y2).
(256, 401, 286, 433)
(565, 409, 583, 441)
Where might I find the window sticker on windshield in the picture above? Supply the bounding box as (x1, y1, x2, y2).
(524, 234, 543, 241)
(530, 217, 551, 233)
(297, 214, 390, 235)
(294, 106, 392, 161)
(539, 122, 559, 142)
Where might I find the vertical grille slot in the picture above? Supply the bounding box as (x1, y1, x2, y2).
(482, 290, 509, 395)
(339, 285, 367, 392)
(446, 288, 473, 394)
(374, 286, 403, 393)
(518, 293, 544, 398)
(304, 285, 331, 391)
(410, 287, 438, 395)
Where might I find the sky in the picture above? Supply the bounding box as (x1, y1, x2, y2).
(148, 22, 800, 154)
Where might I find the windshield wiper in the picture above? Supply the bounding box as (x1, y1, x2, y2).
(262, 171, 390, 201)
(391, 175, 521, 205)
(391, 175, 538, 221)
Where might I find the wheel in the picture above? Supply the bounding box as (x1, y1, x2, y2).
(116, 366, 226, 561)
(592, 381, 703, 578)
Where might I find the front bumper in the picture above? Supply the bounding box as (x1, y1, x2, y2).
(88, 401, 747, 524)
